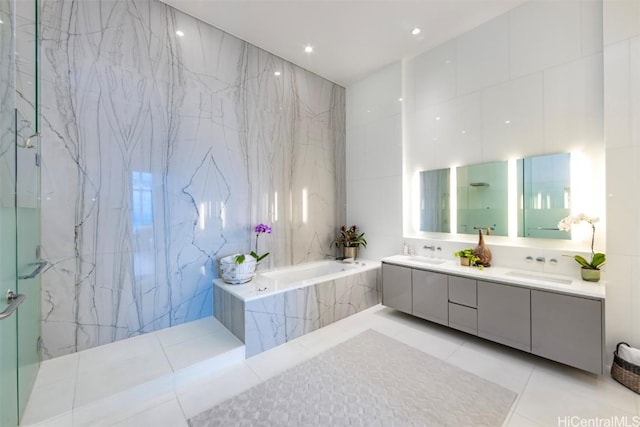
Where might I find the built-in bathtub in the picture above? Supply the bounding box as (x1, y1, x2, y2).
(213, 259, 380, 357)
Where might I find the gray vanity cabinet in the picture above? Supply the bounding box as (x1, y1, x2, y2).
(412, 269, 448, 326)
(477, 281, 531, 352)
(531, 290, 603, 374)
(381, 258, 605, 374)
(382, 263, 412, 314)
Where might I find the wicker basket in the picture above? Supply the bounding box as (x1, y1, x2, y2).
(611, 342, 640, 394)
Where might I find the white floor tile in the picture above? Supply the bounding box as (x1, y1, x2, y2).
(162, 327, 242, 372)
(445, 338, 535, 394)
(23, 303, 637, 427)
(76, 333, 165, 375)
(392, 322, 464, 360)
(515, 365, 637, 425)
(74, 343, 173, 407)
(245, 340, 314, 381)
(506, 412, 545, 427)
(108, 397, 188, 427)
(72, 376, 175, 427)
(173, 346, 245, 388)
(155, 316, 228, 348)
(34, 352, 78, 387)
(176, 362, 262, 419)
(518, 362, 638, 417)
(292, 320, 367, 356)
(20, 412, 73, 427)
(20, 378, 75, 426)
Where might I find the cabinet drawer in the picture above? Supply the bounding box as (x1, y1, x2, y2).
(448, 303, 477, 335)
(448, 276, 477, 307)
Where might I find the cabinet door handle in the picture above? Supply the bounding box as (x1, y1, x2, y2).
(0, 290, 26, 320)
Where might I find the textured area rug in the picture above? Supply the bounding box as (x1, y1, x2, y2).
(188, 329, 517, 427)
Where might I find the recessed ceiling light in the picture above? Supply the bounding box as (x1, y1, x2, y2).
(435, 116, 441, 121)
(274, 71, 281, 76)
(0, 19, 4, 24)
(505, 120, 511, 124)
(411, 27, 421, 36)
(398, 98, 403, 102)
(175, 30, 184, 37)
(304, 45, 313, 53)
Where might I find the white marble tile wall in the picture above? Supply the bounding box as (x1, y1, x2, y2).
(347, 1, 605, 263)
(603, 0, 640, 357)
(39, 0, 345, 358)
(345, 62, 404, 261)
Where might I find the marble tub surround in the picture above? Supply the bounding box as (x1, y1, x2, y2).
(214, 261, 380, 357)
(39, 0, 345, 358)
(383, 255, 605, 300)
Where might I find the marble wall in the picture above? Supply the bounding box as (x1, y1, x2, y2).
(214, 268, 380, 357)
(39, 0, 345, 358)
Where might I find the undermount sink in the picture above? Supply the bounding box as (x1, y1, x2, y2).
(505, 270, 573, 285)
(397, 255, 446, 265)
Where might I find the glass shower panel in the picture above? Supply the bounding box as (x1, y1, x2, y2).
(16, 110, 41, 419)
(0, 0, 19, 425)
(15, 0, 40, 419)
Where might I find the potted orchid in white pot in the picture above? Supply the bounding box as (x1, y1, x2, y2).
(558, 214, 606, 282)
(219, 223, 272, 284)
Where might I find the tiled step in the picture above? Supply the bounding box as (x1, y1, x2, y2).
(20, 317, 245, 426)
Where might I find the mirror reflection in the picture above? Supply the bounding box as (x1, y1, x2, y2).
(418, 153, 572, 239)
(419, 168, 450, 233)
(518, 153, 571, 239)
(456, 161, 508, 237)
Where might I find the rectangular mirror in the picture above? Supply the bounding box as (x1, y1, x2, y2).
(419, 168, 450, 233)
(518, 152, 571, 239)
(456, 161, 508, 237)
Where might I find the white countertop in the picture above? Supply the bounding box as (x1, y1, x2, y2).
(382, 255, 605, 300)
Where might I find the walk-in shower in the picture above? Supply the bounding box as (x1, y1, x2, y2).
(0, 1, 42, 426)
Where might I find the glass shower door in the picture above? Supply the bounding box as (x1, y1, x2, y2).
(16, 110, 42, 420)
(0, 0, 41, 424)
(0, 0, 20, 425)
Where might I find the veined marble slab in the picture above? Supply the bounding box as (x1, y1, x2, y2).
(214, 266, 380, 357)
(39, 0, 345, 358)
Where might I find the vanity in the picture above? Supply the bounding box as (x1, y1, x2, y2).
(381, 255, 606, 374)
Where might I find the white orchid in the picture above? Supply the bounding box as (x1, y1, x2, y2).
(557, 213, 605, 270)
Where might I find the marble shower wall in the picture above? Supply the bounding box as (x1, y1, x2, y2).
(39, 0, 346, 358)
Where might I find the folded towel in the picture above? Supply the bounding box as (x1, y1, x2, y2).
(618, 343, 640, 366)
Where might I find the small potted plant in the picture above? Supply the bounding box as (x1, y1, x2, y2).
(454, 249, 479, 267)
(333, 225, 367, 259)
(219, 223, 272, 284)
(558, 214, 606, 282)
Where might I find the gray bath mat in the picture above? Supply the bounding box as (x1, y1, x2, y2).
(188, 329, 517, 426)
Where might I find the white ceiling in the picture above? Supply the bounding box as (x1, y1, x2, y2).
(161, 0, 527, 87)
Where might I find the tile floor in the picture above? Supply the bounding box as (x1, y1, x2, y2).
(21, 305, 639, 427)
